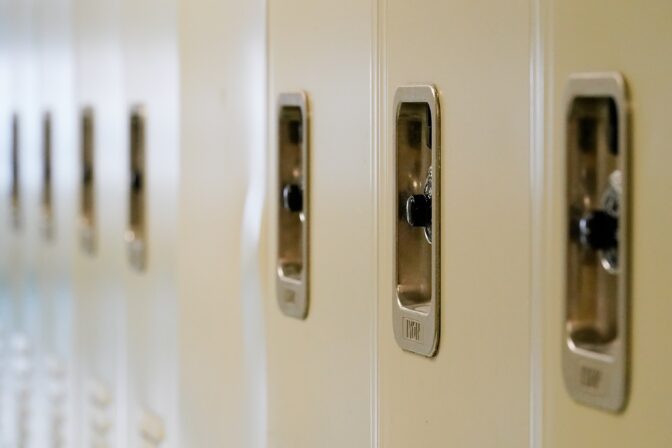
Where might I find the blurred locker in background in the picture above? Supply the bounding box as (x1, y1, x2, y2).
(4, 0, 44, 445)
(264, 0, 377, 446)
(0, 0, 14, 440)
(72, 0, 127, 444)
(33, 0, 77, 444)
(119, 0, 179, 444)
(539, 0, 672, 446)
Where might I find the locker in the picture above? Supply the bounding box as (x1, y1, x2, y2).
(0, 0, 14, 440)
(119, 0, 179, 445)
(72, 0, 127, 444)
(2, 2, 672, 447)
(265, 0, 377, 445)
(540, 0, 672, 445)
(0, 0, 9, 337)
(378, 0, 533, 446)
(176, 0, 266, 445)
(33, 0, 77, 444)
(4, 1, 45, 445)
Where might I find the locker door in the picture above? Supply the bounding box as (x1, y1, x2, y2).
(7, 1, 44, 445)
(72, 0, 127, 444)
(378, 0, 533, 446)
(176, 0, 266, 446)
(0, 0, 18, 442)
(265, 0, 376, 446)
(540, 1, 672, 445)
(33, 0, 77, 444)
(119, 0, 179, 445)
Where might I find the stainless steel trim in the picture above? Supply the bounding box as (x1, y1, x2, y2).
(276, 92, 309, 319)
(126, 105, 147, 271)
(41, 112, 54, 240)
(10, 114, 21, 230)
(392, 85, 440, 357)
(563, 72, 629, 412)
(80, 107, 96, 255)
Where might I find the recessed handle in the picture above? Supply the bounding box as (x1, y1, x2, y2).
(41, 112, 54, 240)
(393, 85, 441, 357)
(563, 72, 629, 412)
(10, 114, 21, 230)
(126, 107, 147, 271)
(276, 92, 309, 319)
(80, 107, 96, 254)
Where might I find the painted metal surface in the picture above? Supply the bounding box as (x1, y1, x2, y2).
(378, 0, 533, 446)
(541, 0, 672, 445)
(265, 0, 377, 445)
(72, 0, 127, 444)
(4, 1, 44, 445)
(119, 0, 180, 444)
(176, 0, 266, 445)
(34, 0, 77, 444)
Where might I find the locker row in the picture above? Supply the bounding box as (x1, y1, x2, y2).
(1, 0, 671, 446)
(8, 110, 145, 262)
(0, 76, 628, 372)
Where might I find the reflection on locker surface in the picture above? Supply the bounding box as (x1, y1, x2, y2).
(0, 0, 671, 447)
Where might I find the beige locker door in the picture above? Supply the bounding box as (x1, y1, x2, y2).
(378, 0, 533, 446)
(541, 1, 672, 446)
(265, 0, 376, 446)
(119, 0, 180, 445)
(33, 0, 77, 444)
(176, 0, 266, 445)
(72, 0, 128, 444)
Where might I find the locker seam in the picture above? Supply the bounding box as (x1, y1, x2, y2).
(529, 0, 552, 445)
(371, 0, 382, 446)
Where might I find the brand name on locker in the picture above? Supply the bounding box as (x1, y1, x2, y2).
(579, 365, 602, 390)
(402, 318, 421, 342)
